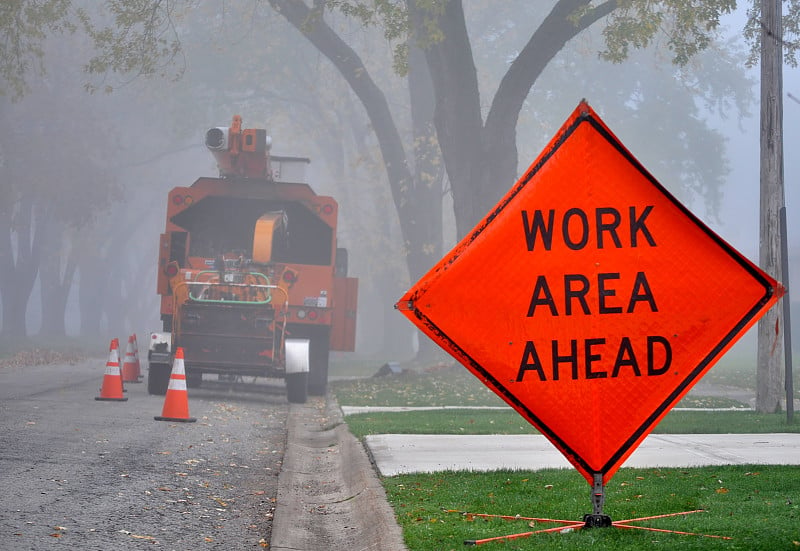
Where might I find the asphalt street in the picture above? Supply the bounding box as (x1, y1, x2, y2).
(0, 360, 287, 550)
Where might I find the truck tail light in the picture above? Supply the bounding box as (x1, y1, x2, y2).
(283, 270, 298, 284)
(171, 194, 193, 206)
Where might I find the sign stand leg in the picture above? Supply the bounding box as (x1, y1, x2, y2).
(451, 506, 732, 544)
(583, 473, 612, 528)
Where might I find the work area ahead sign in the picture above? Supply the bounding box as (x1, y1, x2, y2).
(396, 101, 783, 485)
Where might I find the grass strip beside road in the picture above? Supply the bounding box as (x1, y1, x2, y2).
(332, 362, 799, 437)
(331, 362, 794, 409)
(343, 409, 800, 438)
(385, 465, 799, 550)
(331, 367, 505, 407)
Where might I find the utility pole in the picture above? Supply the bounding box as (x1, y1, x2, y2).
(757, 0, 785, 412)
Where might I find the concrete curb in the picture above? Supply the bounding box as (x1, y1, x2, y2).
(271, 395, 407, 550)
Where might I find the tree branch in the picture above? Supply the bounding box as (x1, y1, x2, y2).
(485, 0, 616, 136)
(268, 0, 415, 240)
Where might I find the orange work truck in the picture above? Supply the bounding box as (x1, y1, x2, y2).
(147, 116, 357, 403)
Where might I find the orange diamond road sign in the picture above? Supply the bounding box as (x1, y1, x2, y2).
(395, 100, 783, 485)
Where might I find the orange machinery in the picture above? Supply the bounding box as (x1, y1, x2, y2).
(147, 116, 358, 403)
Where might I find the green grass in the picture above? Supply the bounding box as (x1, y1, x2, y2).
(329, 351, 399, 379)
(344, 409, 800, 438)
(331, 361, 796, 409)
(331, 366, 505, 407)
(386, 466, 800, 550)
(333, 361, 799, 437)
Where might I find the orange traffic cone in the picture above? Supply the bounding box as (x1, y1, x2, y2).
(121, 334, 142, 383)
(96, 338, 128, 401)
(155, 347, 196, 423)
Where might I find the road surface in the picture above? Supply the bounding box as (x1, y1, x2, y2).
(0, 359, 288, 550)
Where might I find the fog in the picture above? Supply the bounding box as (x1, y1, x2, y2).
(1, 2, 797, 363)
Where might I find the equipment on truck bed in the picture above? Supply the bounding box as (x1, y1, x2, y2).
(148, 116, 358, 403)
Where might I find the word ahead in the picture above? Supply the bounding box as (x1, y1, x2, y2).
(516, 336, 671, 382)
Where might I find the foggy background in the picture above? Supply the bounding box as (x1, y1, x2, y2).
(1, 2, 797, 362)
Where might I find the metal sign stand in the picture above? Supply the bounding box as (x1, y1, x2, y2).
(583, 473, 612, 528)
(455, 473, 731, 545)
(455, 508, 731, 545)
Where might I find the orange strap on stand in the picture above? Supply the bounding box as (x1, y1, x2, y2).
(451, 508, 732, 545)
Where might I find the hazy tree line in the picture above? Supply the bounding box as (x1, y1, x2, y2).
(0, 1, 795, 409)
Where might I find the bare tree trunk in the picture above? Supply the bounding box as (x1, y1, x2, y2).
(407, 42, 444, 362)
(757, 0, 786, 412)
(39, 219, 79, 337)
(413, 0, 614, 234)
(79, 249, 106, 337)
(0, 190, 42, 337)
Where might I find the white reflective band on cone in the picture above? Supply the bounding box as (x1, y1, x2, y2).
(172, 359, 186, 376)
(168, 378, 187, 391)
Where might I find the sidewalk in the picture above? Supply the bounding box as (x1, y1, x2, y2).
(347, 379, 800, 475)
(364, 432, 800, 476)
